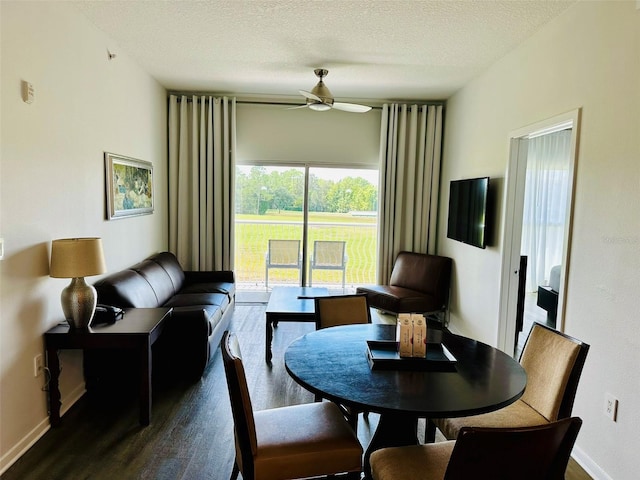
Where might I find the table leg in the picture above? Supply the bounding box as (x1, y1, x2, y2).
(139, 339, 152, 426)
(265, 315, 273, 365)
(46, 347, 61, 427)
(363, 412, 418, 479)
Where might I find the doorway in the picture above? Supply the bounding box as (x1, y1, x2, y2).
(498, 109, 581, 356)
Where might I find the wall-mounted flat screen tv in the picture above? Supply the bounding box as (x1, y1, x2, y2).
(447, 176, 490, 249)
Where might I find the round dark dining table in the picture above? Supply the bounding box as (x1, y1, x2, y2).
(284, 323, 527, 477)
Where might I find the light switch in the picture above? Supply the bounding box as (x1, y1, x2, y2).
(21, 81, 34, 104)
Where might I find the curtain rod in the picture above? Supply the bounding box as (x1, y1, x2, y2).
(171, 93, 446, 110)
(167, 91, 446, 109)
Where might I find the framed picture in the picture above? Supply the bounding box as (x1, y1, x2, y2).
(105, 152, 154, 220)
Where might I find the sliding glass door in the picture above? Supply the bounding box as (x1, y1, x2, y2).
(306, 167, 377, 290)
(234, 164, 378, 292)
(235, 165, 305, 289)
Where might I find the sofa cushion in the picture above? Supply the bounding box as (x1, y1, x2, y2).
(180, 282, 235, 299)
(94, 269, 159, 308)
(183, 270, 236, 299)
(132, 259, 177, 305)
(165, 292, 230, 310)
(149, 252, 186, 291)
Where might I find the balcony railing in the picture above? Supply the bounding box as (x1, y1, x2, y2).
(234, 217, 377, 290)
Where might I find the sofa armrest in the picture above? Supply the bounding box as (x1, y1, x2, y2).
(155, 307, 211, 381)
(183, 270, 235, 285)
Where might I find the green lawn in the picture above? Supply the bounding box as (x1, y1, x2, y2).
(234, 211, 377, 286)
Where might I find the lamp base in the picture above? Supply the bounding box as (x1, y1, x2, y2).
(61, 277, 97, 329)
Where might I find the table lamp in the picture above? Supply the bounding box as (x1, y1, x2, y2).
(50, 238, 107, 329)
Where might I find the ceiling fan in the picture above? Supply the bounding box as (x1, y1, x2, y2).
(293, 69, 371, 113)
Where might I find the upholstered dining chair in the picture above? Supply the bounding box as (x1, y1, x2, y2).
(314, 293, 372, 330)
(371, 417, 582, 480)
(221, 331, 363, 480)
(313, 293, 372, 430)
(430, 322, 589, 442)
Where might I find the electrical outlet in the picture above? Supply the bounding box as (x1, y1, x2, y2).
(33, 354, 44, 377)
(604, 393, 618, 421)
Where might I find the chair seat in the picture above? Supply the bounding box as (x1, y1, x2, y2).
(253, 402, 363, 480)
(370, 441, 455, 480)
(433, 398, 549, 440)
(356, 284, 444, 313)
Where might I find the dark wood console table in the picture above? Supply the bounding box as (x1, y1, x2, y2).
(44, 307, 172, 427)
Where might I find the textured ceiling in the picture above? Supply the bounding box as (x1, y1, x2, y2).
(72, 0, 576, 102)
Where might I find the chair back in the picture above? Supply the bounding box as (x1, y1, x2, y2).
(221, 331, 257, 478)
(389, 252, 452, 308)
(314, 294, 371, 329)
(267, 239, 301, 267)
(444, 417, 582, 480)
(519, 323, 589, 421)
(313, 241, 346, 267)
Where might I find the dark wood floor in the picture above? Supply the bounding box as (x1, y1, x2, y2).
(2, 304, 591, 479)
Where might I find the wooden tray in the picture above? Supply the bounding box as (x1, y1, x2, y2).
(366, 340, 457, 371)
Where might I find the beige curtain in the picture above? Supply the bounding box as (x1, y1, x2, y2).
(377, 104, 443, 283)
(168, 95, 236, 271)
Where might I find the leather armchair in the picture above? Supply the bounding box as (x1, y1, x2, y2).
(356, 251, 452, 317)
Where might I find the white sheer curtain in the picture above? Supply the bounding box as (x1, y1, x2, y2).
(377, 104, 443, 283)
(168, 95, 236, 271)
(521, 128, 571, 291)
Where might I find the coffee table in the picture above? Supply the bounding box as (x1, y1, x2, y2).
(44, 307, 172, 427)
(265, 286, 328, 364)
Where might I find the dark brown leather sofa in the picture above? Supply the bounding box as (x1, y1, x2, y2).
(356, 251, 452, 316)
(93, 251, 235, 381)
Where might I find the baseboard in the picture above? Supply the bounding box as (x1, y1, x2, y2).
(0, 416, 49, 475)
(572, 445, 613, 480)
(0, 383, 85, 475)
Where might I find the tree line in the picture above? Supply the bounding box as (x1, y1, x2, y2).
(236, 166, 378, 215)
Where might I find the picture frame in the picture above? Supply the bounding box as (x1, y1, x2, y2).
(104, 152, 154, 220)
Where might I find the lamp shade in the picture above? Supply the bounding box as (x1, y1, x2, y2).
(50, 238, 106, 278)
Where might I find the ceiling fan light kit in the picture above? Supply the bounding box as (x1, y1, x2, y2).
(296, 69, 371, 113)
(308, 103, 332, 111)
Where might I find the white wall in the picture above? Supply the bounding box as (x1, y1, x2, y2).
(0, 2, 167, 472)
(439, 1, 639, 479)
(237, 103, 381, 166)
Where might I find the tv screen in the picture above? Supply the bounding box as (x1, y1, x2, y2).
(447, 177, 490, 249)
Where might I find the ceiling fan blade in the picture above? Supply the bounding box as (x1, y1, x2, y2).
(285, 104, 310, 110)
(299, 90, 322, 102)
(332, 102, 372, 113)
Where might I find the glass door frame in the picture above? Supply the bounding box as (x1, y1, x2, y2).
(235, 161, 379, 290)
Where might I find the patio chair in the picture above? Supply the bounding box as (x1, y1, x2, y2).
(265, 239, 302, 288)
(309, 240, 347, 289)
